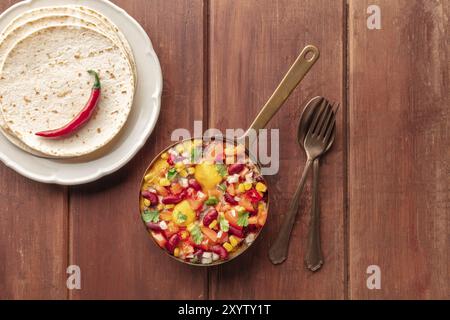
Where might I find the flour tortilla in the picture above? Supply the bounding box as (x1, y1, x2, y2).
(0, 25, 135, 157)
(1, 6, 137, 81)
(0, 6, 137, 158)
(0, 15, 135, 157)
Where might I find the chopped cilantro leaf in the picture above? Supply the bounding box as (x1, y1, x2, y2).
(237, 211, 249, 227)
(142, 209, 159, 223)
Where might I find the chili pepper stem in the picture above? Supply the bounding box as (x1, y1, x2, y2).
(87, 70, 101, 89)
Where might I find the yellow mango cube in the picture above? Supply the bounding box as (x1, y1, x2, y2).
(255, 182, 267, 192)
(229, 235, 241, 247)
(159, 178, 170, 187)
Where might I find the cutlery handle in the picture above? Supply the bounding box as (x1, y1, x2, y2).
(241, 45, 319, 144)
(305, 158, 324, 271)
(269, 159, 313, 264)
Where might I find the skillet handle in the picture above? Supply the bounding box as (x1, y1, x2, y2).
(241, 45, 319, 143)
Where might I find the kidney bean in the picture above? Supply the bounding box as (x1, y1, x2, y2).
(188, 179, 202, 191)
(146, 222, 162, 231)
(203, 209, 218, 226)
(166, 234, 181, 253)
(224, 193, 238, 205)
(228, 163, 245, 175)
(162, 195, 182, 205)
(229, 225, 244, 238)
(211, 245, 228, 259)
(142, 191, 159, 206)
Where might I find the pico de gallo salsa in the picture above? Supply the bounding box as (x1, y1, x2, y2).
(139, 139, 268, 264)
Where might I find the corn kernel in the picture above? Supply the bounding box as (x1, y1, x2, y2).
(175, 162, 185, 169)
(179, 169, 188, 177)
(237, 184, 246, 193)
(229, 235, 240, 247)
(244, 182, 252, 191)
(159, 178, 170, 187)
(161, 152, 169, 160)
(144, 173, 153, 182)
(187, 167, 196, 175)
(181, 231, 189, 239)
(143, 199, 151, 207)
(193, 139, 203, 147)
(255, 182, 267, 192)
(157, 204, 164, 211)
(208, 220, 218, 229)
(164, 204, 175, 209)
(223, 243, 233, 252)
(174, 248, 180, 257)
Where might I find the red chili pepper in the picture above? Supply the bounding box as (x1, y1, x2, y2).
(35, 70, 101, 138)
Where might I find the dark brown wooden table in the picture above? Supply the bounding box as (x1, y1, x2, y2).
(0, 0, 448, 300)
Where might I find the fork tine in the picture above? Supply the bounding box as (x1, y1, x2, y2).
(324, 103, 340, 142)
(317, 103, 333, 137)
(306, 98, 327, 137)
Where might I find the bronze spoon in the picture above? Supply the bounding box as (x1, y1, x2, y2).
(298, 97, 336, 271)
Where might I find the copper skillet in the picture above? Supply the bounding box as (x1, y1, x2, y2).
(139, 45, 320, 266)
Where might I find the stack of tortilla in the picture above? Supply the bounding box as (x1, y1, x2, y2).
(0, 6, 136, 158)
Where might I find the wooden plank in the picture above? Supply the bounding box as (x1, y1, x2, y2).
(68, 0, 207, 299)
(0, 0, 68, 300)
(348, 0, 449, 299)
(208, 0, 346, 299)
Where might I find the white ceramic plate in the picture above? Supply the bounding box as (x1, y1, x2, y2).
(0, 0, 162, 185)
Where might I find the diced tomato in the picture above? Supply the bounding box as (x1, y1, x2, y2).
(164, 222, 180, 238)
(215, 202, 230, 213)
(151, 231, 167, 248)
(180, 241, 194, 256)
(227, 184, 236, 196)
(170, 183, 184, 195)
(188, 198, 203, 211)
(248, 216, 258, 225)
(159, 212, 173, 221)
(257, 207, 268, 226)
(155, 185, 169, 196)
(239, 196, 255, 212)
(224, 210, 239, 227)
(201, 226, 218, 243)
(217, 231, 228, 244)
(245, 189, 263, 203)
(208, 189, 222, 199)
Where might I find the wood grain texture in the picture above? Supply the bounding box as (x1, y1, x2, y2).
(68, 0, 207, 299)
(0, 0, 68, 300)
(207, 0, 346, 299)
(348, 0, 449, 299)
